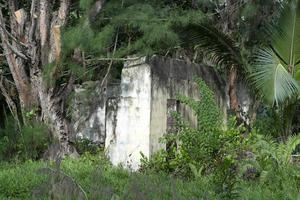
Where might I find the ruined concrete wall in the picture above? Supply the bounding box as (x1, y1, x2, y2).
(105, 58, 152, 170)
(149, 56, 226, 155)
(71, 81, 106, 145)
(71, 56, 252, 170)
(71, 81, 120, 146)
(150, 79, 200, 154)
(104, 98, 118, 152)
(104, 56, 227, 169)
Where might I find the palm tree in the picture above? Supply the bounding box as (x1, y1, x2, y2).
(251, 0, 300, 137)
(252, 0, 300, 105)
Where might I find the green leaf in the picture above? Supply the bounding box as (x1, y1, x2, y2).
(272, 0, 300, 67)
(252, 48, 300, 105)
(179, 23, 242, 68)
(295, 68, 300, 81)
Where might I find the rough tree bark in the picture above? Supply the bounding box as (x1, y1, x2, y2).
(228, 65, 239, 113)
(0, 0, 106, 158)
(219, 0, 241, 119)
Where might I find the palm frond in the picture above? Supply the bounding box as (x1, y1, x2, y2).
(179, 23, 242, 68)
(251, 0, 300, 104)
(251, 48, 300, 105)
(295, 68, 300, 81)
(272, 0, 300, 67)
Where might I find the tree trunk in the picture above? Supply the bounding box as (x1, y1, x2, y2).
(228, 65, 243, 124)
(220, 1, 242, 121)
(0, 0, 77, 158)
(228, 66, 239, 111)
(0, 8, 32, 111)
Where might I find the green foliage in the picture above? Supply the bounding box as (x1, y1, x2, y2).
(140, 79, 221, 176)
(251, 0, 300, 105)
(0, 117, 50, 161)
(179, 23, 243, 69)
(52, 0, 205, 83)
(0, 154, 220, 199)
(253, 108, 284, 138)
(251, 48, 300, 105)
(236, 133, 300, 200)
(179, 78, 222, 130)
(74, 138, 103, 155)
(119, 172, 218, 200)
(0, 161, 47, 199)
(140, 77, 300, 199)
(140, 78, 242, 199)
(63, 1, 205, 58)
(177, 79, 223, 172)
(1, 149, 300, 199)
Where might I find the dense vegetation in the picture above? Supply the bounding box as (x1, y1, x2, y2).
(1, 0, 300, 199)
(1, 150, 300, 200)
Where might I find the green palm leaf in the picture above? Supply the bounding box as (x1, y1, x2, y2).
(251, 0, 300, 104)
(252, 48, 300, 105)
(179, 23, 241, 67)
(295, 68, 300, 81)
(273, 0, 300, 67)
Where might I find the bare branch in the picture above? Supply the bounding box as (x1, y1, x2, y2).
(7, 0, 17, 12)
(86, 57, 142, 62)
(99, 0, 123, 89)
(28, 0, 38, 43)
(0, 8, 31, 108)
(0, 22, 27, 47)
(100, 32, 119, 89)
(0, 21, 28, 59)
(0, 75, 20, 128)
(5, 41, 28, 60)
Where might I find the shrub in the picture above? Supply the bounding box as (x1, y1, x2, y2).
(141, 78, 224, 176)
(140, 78, 243, 198)
(0, 117, 50, 161)
(74, 138, 103, 155)
(253, 107, 283, 139)
(140, 78, 300, 199)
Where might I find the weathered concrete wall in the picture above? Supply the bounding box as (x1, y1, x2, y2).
(71, 81, 120, 146)
(149, 56, 226, 155)
(105, 56, 227, 169)
(150, 79, 201, 154)
(72, 56, 252, 170)
(105, 58, 152, 170)
(71, 81, 106, 145)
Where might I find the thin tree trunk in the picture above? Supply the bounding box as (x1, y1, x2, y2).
(228, 66, 239, 112)
(220, 1, 242, 120)
(0, 9, 31, 111)
(0, 76, 20, 128)
(228, 65, 249, 128)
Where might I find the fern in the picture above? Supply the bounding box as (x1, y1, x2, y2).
(276, 135, 300, 166)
